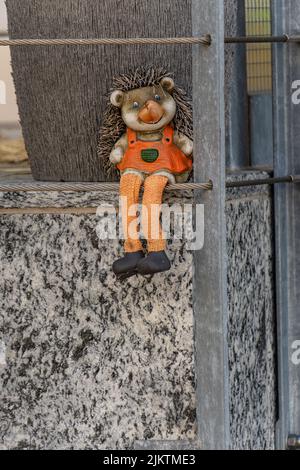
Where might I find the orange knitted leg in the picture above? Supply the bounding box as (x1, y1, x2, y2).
(120, 173, 143, 253)
(142, 175, 168, 253)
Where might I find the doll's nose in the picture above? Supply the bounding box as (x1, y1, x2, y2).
(138, 100, 164, 124)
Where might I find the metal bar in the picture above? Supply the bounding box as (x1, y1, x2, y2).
(287, 435, 300, 450)
(0, 181, 213, 193)
(0, 34, 300, 47)
(225, 34, 289, 43)
(192, 0, 230, 450)
(226, 175, 298, 188)
(0, 36, 212, 47)
(272, 0, 300, 450)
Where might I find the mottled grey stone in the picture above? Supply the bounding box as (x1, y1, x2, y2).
(0, 192, 196, 450)
(226, 171, 277, 450)
(134, 440, 201, 450)
(0, 171, 277, 450)
(0, 187, 194, 209)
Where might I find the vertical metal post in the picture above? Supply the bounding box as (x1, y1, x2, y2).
(192, 0, 230, 449)
(273, 0, 300, 450)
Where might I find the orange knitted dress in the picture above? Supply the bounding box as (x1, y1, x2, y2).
(117, 126, 192, 175)
(119, 126, 192, 253)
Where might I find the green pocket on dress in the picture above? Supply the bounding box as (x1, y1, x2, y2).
(141, 149, 159, 163)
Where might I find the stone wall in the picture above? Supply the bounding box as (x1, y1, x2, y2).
(0, 190, 196, 450)
(0, 171, 277, 450)
(226, 172, 277, 450)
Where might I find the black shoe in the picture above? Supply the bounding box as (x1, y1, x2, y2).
(137, 251, 171, 275)
(113, 251, 145, 281)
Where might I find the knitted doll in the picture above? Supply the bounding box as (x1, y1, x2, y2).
(98, 68, 193, 280)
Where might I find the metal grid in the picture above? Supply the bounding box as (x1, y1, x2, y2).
(246, 0, 272, 93)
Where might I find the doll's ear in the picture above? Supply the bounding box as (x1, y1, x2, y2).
(160, 77, 175, 94)
(110, 90, 125, 108)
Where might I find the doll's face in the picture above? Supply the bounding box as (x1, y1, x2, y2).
(110, 77, 176, 132)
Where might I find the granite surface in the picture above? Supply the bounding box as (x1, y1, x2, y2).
(0, 172, 277, 449)
(226, 172, 277, 450)
(0, 188, 194, 209)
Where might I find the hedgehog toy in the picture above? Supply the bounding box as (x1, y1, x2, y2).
(98, 67, 193, 280)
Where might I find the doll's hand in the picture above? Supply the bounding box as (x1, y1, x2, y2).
(110, 147, 124, 165)
(180, 138, 193, 157)
(174, 133, 193, 158)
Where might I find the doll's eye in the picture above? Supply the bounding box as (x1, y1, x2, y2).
(154, 95, 161, 102)
(132, 102, 139, 109)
